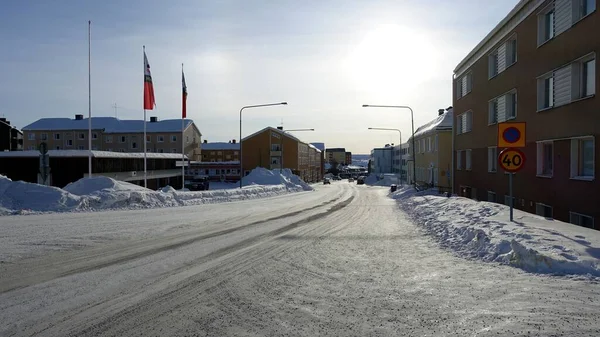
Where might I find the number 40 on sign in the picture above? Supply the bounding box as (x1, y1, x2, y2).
(498, 148, 526, 172)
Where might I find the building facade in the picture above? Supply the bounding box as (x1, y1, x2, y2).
(411, 108, 453, 189)
(345, 152, 352, 166)
(201, 140, 239, 162)
(242, 126, 323, 182)
(453, 0, 598, 229)
(326, 148, 347, 165)
(392, 143, 410, 183)
(370, 145, 394, 174)
(187, 161, 240, 182)
(0, 118, 23, 151)
(22, 115, 202, 161)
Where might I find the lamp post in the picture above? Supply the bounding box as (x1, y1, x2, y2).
(363, 104, 416, 187)
(283, 128, 315, 182)
(368, 127, 402, 185)
(239, 102, 288, 188)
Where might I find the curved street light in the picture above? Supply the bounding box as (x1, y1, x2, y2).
(239, 102, 288, 188)
(363, 104, 416, 186)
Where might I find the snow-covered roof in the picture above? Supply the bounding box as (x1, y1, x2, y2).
(0, 150, 188, 159)
(242, 126, 301, 143)
(413, 109, 453, 139)
(22, 117, 196, 134)
(201, 142, 240, 150)
(308, 144, 322, 153)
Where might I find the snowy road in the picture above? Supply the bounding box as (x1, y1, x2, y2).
(1, 182, 599, 336)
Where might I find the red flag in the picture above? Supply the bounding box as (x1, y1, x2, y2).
(143, 49, 155, 110)
(182, 68, 187, 118)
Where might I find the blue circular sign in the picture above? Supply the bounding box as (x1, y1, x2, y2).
(503, 127, 521, 144)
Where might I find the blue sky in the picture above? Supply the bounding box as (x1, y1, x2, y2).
(0, 0, 519, 153)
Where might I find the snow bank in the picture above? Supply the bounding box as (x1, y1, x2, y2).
(365, 173, 400, 186)
(64, 176, 148, 196)
(0, 168, 312, 216)
(242, 168, 313, 192)
(394, 190, 600, 278)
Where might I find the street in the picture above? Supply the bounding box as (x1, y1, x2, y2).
(1, 182, 599, 336)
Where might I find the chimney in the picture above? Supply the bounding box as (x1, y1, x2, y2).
(232, 139, 236, 144)
(75, 114, 84, 120)
(438, 109, 445, 116)
(150, 116, 158, 123)
(203, 139, 208, 144)
(276, 126, 283, 130)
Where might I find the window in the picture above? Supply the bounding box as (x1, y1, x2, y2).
(186, 136, 190, 143)
(234, 151, 239, 155)
(421, 139, 425, 153)
(54, 133, 61, 140)
(434, 135, 438, 152)
(119, 136, 126, 143)
(456, 72, 472, 98)
(582, 58, 596, 98)
(538, 73, 554, 109)
(487, 191, 496, 202)
(28, 145, 35, 150)
(456, 111, 472, 134)
(271, 144, 281, 151)
(66, 139, 73, 146)
(158, 149, 164, 153)
(226, 155, 232, 159)
(576, 0, 596, 21)
(488, 147, 497, 172)
(570, 212, 595, 229)
(536, 203, 553, 218)
(536, 141, 554, 176)
(78, 133, 85, 140)
(41, 133, 47, 141)
(55, 146, 61, 150)
(465, 149, 472, 170)
(210, 151, 215, 155)
(538, 7, 555, 45)
(271, 157, 281, 165)
(171, 148, 177, 153)
(107, 148, 112, 152)
(92, 133, 98, 140)
(488, 100, 498, 125)
(131, 142, 138, 149)
(457, 150, 463, 170)
(171, 135, 177, 142)
(217, 151, 222, 155)
(146, 135, 151, 143)
(571, 137, 594, 179)
(506, 91, 517, 119)
(506, 37, 517, 66)
(105, 135, 112, 143)
(157, 135, 164, 143)
(78, 145, 85, 150)
(426, 137, 431, 152)
(504, 195, 517, 207)
(415, 141, 420, 154)
(28, 133, 35, 140)
(119, 149, 126, 153)
(489, 50, 499, 78)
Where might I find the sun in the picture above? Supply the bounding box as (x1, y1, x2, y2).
(344, 24, 438, 95)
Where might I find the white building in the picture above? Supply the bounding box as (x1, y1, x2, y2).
(370, 145, 394, 174)
(392, 143, 410, 184)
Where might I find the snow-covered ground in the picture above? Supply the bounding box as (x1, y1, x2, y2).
(393, 187, 600, 278)
(0, 167, 312, 215)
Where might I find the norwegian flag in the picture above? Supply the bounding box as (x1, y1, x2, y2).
(182, 68, 187, 118)
(143, 48, 155, 110)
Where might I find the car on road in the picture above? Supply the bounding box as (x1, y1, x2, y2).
(348, 177, 354, 182)
(185, 177, 210, 191)
(323, 178, 331, 185)
(356, 176, 365, 185)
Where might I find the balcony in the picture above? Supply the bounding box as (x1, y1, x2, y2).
(270, 163, 282, 170)
(270, 150, 282, 157)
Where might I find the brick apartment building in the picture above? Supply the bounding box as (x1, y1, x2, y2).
(201, 140, 239, 162)
(326, 148, 347, 165)
(22, 115, 202, 160)
(453, 0, 598, 229)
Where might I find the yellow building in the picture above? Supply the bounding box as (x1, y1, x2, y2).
(410, 108, 453, 190)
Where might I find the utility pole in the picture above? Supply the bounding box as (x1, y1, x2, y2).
(112, 103, 118, 118)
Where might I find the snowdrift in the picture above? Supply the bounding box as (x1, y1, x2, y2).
(394, 189, 600, 278)
(0, 168, 312, 215)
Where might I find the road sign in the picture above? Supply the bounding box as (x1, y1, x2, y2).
(498, 122, 526, 148)
(498, 148, 526, 172)
(39, 142, 48, 155)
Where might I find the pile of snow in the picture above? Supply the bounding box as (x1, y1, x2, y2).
(365, 173, 400, 186)
(64, 176, 148, 196)
(242, 167, 313, 192)
(0, 168, 312, 216)
(394, 189, 600, 278)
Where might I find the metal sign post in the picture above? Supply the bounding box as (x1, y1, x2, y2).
(509, 172, 514, 221)
(498, 148, 526, 222)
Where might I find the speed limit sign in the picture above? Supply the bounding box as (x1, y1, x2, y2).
(498, 148, 526, 172)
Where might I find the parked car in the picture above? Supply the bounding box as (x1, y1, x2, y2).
(323, 178, 331, 185)
(390, 184, 397, 192)
(348, 177, 354, 182)
(185, 176, 210, 191)
(357, 176, 365, 185)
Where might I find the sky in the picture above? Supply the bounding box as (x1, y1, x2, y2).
(0, 0, 520, 154)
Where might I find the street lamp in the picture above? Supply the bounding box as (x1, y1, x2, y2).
(368, 127, 402, 185)
(282, 128, 315, 182)
(363, 104, 416, 187)
(239, 102, 288, 188)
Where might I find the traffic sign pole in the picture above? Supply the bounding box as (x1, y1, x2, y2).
(509, 173, 513, 221)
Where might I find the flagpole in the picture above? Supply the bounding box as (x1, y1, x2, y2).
(143, 45, 147, 188)
(88, 20, 92, 177)
(181, 63, 185, 190)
